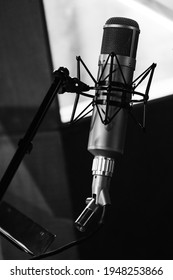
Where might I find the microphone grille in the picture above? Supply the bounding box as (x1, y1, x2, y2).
(101, 17, 140, 57)
(105, 17, 139, 28)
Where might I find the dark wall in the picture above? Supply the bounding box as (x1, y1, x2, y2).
(61, 95, 173, 260)
(0, 0, 77, 259)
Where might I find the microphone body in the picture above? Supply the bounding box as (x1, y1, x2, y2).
(75, 17, 140, 231)
(88, 17, 140, 158)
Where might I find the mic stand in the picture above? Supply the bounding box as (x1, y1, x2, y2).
(0, 67, 69, 200)
(0, 66, 91, 257)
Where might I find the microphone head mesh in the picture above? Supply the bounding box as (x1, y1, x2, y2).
(105, 17, 139, 28)
(101, 17, 140, 57)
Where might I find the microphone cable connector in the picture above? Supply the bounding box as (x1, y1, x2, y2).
(75, 197, 100, 232)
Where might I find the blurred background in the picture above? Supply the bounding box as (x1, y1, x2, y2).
(0, 0, 173, 260)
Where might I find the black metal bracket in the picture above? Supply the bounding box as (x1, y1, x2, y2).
(69, 54, 157, 130)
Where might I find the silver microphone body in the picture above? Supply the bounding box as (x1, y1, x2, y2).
(88, 18, 140, 158)
(75, 18, 140, 231)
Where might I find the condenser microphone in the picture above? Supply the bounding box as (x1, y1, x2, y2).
(75, 17, 140, 231)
